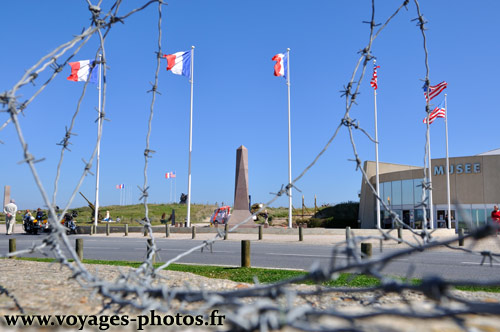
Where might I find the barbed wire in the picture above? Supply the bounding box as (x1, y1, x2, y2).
(1, 0, 500, 331)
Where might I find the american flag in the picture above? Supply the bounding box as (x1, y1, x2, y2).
(423, 101, 446, 124)
(116, 184, 124, 189)
(423, 81, 447, 101)
(170, 171, 176, 178)
(165, 171, 176, 179)
(370, 64, 380, 90)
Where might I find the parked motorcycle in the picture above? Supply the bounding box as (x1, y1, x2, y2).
(23, 211, 43, 235)
(63, 210, 78, 235)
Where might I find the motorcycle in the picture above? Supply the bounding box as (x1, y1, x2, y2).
(23, 213, 44, 235)
(63, 210, 78, 235)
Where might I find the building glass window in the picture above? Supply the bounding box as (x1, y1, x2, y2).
(392, 181, 402, 206)
(413, 179, 424, 205)
(457, 208, 472, 231)
(471, 209, 486, 226)
(383, 182, 392, 207)
(402, 179, 414, 205)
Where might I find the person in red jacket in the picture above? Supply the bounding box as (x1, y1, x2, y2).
(491, 205, 500, 234)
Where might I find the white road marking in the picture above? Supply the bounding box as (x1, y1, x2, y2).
(461, 262, 500, 267)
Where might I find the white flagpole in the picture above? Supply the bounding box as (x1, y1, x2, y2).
(94, 54, 102, 227)
(373, 60, 381, 229)
(427, 127, 434, 230)
(186, 46, 195, 227)
(170, 177, 172, 203)
(286, 48, 293, 229)
(444, 94, 451, 229)
(174, 175, 177, 204)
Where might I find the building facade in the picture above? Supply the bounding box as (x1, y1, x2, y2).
(358, 149, 500, 230)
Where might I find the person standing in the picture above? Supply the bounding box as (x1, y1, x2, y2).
(4, 199, 18, 235)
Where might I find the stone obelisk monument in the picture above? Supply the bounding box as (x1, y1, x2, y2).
(227, 145, 254, 227)
(3, 185, 11, 208)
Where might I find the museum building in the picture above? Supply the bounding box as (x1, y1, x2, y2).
(358, 149, 500, 229)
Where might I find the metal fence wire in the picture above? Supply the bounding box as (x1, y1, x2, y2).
(1, 1, 500, 331)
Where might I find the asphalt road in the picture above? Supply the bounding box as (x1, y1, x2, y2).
(1, 234, 499, 282)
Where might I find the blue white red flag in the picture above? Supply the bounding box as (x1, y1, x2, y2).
(67, 60, 98, 83)
(164, 51, 191, 77)
(423, 100, 446, 124)
(165, 172, 171, 179)
(422, 81, 447, 101)
(116, 184, 124, 189)
(272, 53, 288, 79)
(370, 64, 380, 90)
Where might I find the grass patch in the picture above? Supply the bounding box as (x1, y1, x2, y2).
(15, 257, 499, 292)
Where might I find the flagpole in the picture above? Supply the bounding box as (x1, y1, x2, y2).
(94, 54, 102, 227)
(286, 48, 293, 229)
(427, 126, 434, 230)
(186, 46, 194, 227)
(373, 60, 381, 229)
(170, 178, 172, 203)
(444, 94, 451, 229)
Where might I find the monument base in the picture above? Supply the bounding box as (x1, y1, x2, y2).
(227, 210, 256, 228)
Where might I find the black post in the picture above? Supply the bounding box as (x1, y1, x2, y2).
(8, 238, 16, 259)
(125, 224, 128, 236)
(361, 243, 372, 258)
(106, 223, 110, 236)
(147, 239, 156, 264)
(241, 240, 250, 267)
(192, 226, 196, 239)
(458, 228, 464, 246)
(397, 227, 402, 244)
(224, 223, 228, 240)
(76, 239, 83, 261)
(258, 225, 263, 240)
(298, 226, 303, 241)
(166, 224, 170, 238)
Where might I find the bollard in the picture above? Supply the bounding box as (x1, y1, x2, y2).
(192, 226, 196, 239)
(166, 224, 170, 238)
(224, 223, 228, 240)
(258, 225, 263, 240)
(361, 243, 372, 258)
(89, 225, 93, 235)
(298, 226, 303, 242)
(241, 240, 250, 267)
(146, 239, 156, 264)
(8, 238, 16, 259)
(346, 226, 351, 242)
(379, 239, 383, 253)
(397, 227, 402, 244)
(144, 227, 148, 237)
(106, 223, 110, 236)
(458, 228, 464, 246)
(75, 238, 84, 261)
(125, 224, 128, 236)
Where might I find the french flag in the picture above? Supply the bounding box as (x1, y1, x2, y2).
(164, 51, 191, 78)
(272, 53, 288, 79)
(67, 60, 98, 83)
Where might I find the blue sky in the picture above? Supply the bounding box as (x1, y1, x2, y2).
(1, 1, 499, 211)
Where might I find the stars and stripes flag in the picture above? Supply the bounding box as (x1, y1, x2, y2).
(423, 100, 446, 124)
(423, 81, 448, 101)
(116, 184, 124, 189)
(165, 171, 176, 179)
(370, 64, 380, 90)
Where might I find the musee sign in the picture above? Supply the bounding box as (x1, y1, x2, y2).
(434, 163, 480, 176)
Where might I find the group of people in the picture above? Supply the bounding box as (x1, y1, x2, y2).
(3, 200, 49, 235)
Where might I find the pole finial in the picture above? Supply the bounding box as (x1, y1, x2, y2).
(191, 45, 195, 49)
(287, 48, 290, 52)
